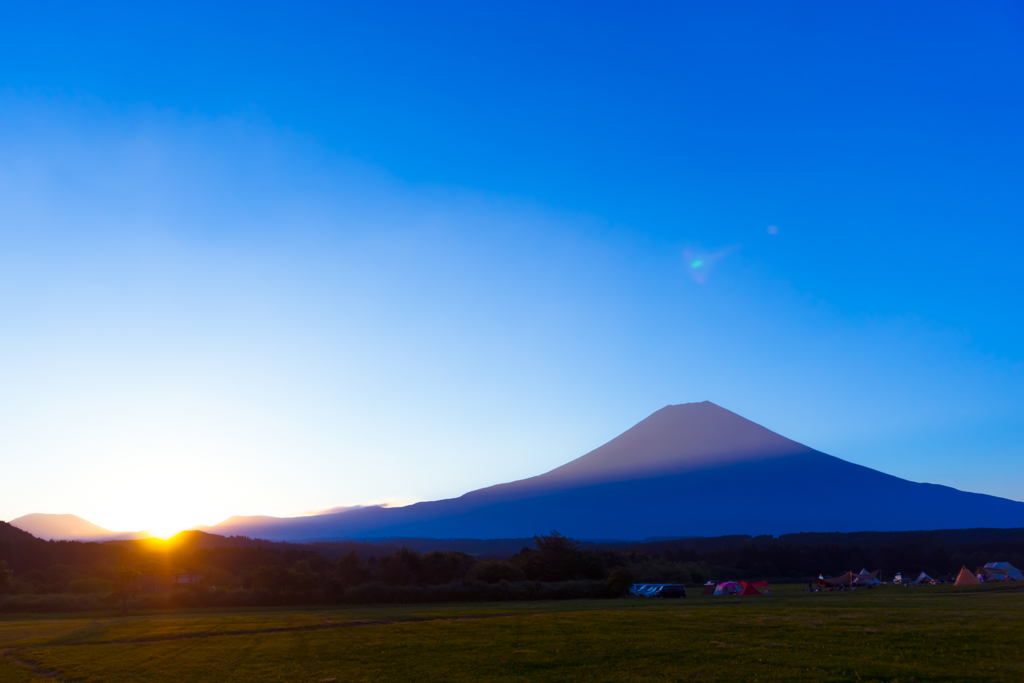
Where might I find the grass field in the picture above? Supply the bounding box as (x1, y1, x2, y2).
(1, 584, 1021, 682)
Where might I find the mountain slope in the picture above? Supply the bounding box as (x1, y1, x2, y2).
(201, 402, 1024, 540)
(0, 520, 39, 543)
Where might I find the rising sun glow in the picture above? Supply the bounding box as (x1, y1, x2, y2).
(143, 523, 189, 540)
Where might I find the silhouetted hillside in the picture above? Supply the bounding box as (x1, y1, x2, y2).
(0, 521, 37, 543)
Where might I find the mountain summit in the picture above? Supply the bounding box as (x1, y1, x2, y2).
(471, 402, 813, 497)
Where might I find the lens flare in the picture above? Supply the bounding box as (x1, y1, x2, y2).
(682, 246, 739, 284)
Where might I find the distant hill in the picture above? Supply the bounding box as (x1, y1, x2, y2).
(9, 513, 148, 541)
(198, 402, 1024, 541)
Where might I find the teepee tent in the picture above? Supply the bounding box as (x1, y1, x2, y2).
(954, 566, 982, 586)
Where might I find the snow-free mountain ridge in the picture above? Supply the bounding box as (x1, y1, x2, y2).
(198, 402, 1024, 540)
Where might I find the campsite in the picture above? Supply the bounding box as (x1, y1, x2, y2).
(672, 562, 1024, 595)
(2, 581, 1023, 682)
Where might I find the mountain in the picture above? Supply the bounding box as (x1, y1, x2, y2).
(201, 402, 1024, 540)
(9, 513, 148, 541)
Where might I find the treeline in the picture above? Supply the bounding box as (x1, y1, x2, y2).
(0, 530, 642, 612)
(4, 521, 1024, 613)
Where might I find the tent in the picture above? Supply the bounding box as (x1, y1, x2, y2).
(701, 582, 716, 595)
(713, 582, 742, 595)
(629, 584, 687, 598)
(985, 562, 1024, 581)
(954, 566, 982, 586)
(739, 582, 761, 596)
(854, 570, 881, 586)
(914, 572, 937, 585)
(820, 572, 855, 587)
(977, 567, 1005, 581)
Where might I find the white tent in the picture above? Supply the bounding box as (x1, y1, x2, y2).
(985, 562, 1024, 581)
(914, 572, 937, 584)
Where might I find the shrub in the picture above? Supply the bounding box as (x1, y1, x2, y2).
(604, 567, 634, 597)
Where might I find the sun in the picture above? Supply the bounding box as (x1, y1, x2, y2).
(142, 518, 191, 540)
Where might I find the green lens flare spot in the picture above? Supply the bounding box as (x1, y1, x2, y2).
(690, 259, 703, 269)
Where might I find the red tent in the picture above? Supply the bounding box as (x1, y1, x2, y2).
(739, 582, 761, 596)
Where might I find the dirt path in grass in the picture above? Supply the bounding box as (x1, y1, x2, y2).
(0, 613, 535, 683)
(2, 648, 61, 680)
(16, 611, 527, 649)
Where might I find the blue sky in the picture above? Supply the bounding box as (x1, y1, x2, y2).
(1, 1, 1022, 534)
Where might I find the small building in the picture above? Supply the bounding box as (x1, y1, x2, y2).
(172, 574, 201, 585)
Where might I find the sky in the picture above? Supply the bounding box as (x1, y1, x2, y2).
(1, 1, 1022, 537)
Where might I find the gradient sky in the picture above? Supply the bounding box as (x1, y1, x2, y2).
(1, 1, 1022, 536)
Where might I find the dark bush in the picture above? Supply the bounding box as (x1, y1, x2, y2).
(604, 567, 634, 597)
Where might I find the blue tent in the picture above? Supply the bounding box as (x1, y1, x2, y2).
(629, 583, 687, 598)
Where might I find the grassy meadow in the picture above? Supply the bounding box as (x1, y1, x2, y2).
(1, 584, 1021, 682)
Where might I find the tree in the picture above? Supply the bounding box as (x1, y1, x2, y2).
(113, 566, 138, 615)
(420, 551, 476, 585)
(466, 560, 525, 584)
(250, 565, 287, 592)
(335, 551, 371, 587)
(605, 567, 634, 597)
(0, 560, 13, 594)
(518, 531, 604, 582)
(286, 560, 317, 591)
(378, 548, 420, 586)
